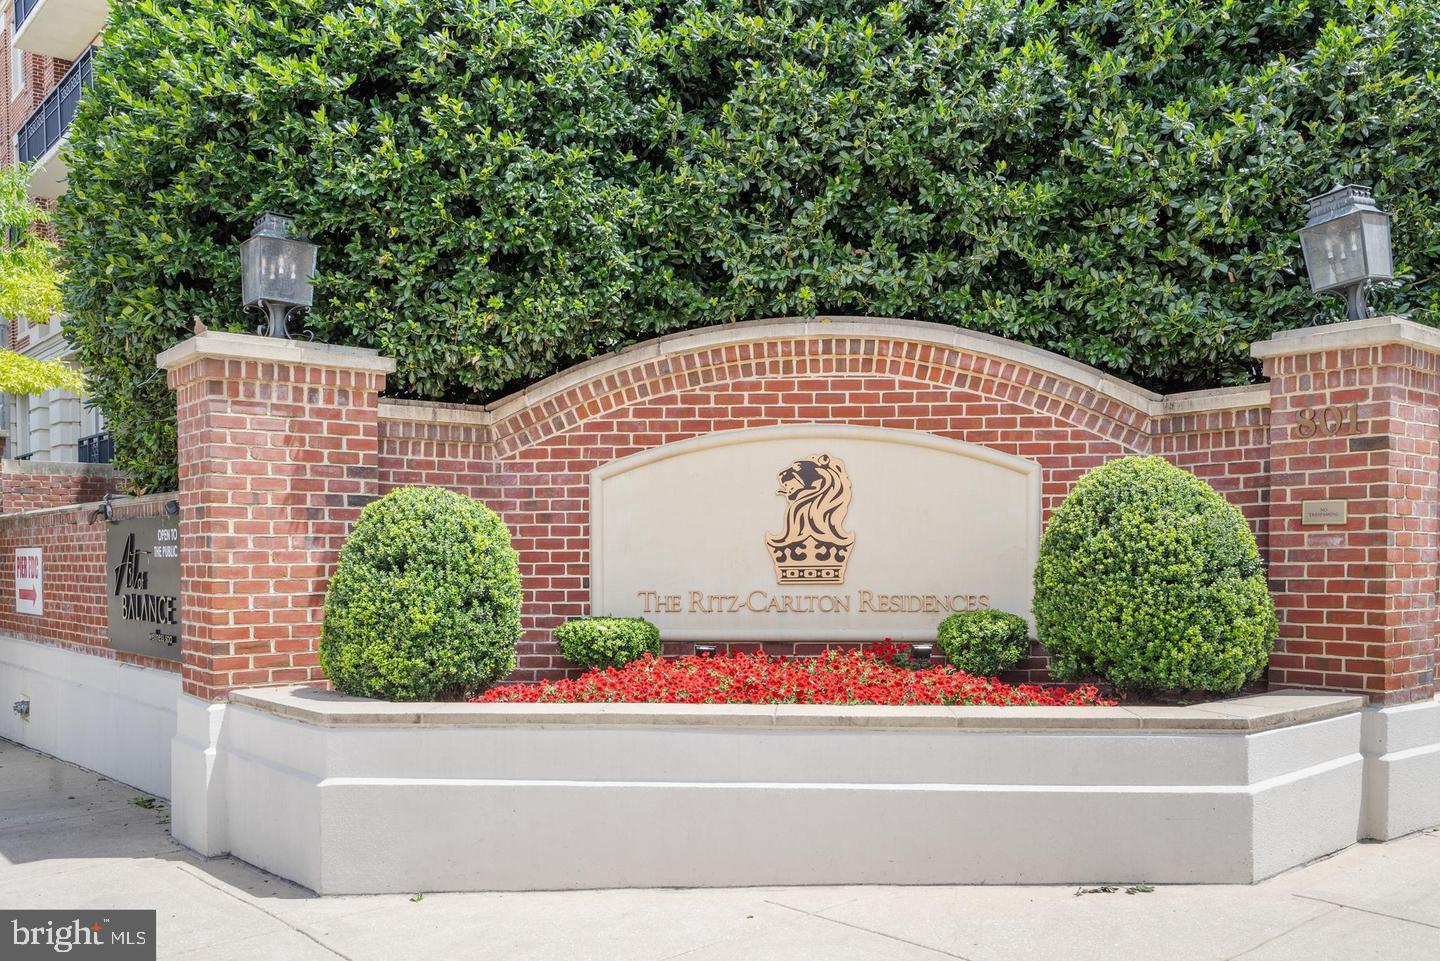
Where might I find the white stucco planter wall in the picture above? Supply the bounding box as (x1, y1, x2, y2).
(1359, 696, 1440, 841)
(0, 634, 179, 798)
(176, 687, 1373, 895)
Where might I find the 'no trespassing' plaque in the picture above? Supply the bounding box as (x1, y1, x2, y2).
(106, 516, 181, 662)
(1300, 500, 1349, 526)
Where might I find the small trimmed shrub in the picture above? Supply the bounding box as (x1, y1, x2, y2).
(320, 487, 521, 701)
(1033, 456, 1276, 694)
(936, 610, 1030, 677)
(557, 617, 660, 670)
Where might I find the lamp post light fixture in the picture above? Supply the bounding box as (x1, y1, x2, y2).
(1299, 185, 1393, 321)
(240, 213, 318, 338)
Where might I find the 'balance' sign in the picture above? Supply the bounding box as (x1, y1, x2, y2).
(106, 517, 181, 662)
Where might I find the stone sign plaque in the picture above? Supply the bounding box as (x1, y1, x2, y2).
(106, 516, 181, 662)
(590, 425, 1042, 641)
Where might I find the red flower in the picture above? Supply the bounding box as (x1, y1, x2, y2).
(475, 645, 1111, 707)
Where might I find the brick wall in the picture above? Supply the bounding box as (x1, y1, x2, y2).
(1262, 341, 1440, 703)
(1153, 392, 1272, 548)
(163, 337, 393, 700)
(377, 400, 488, 498)
(118, 317, 1429, 705)
(368, 328, 1271, 686)
(0, 492, 179, 674)
(1, 460, 121, 513)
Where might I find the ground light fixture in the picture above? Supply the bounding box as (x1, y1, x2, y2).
(240, 212, 318, 338)
(1299, 184, 1393, 321)
(909, 643, 934, 665)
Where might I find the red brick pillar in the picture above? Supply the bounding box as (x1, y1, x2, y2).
(1254, 316, 1440, 704)
(159, 331, 395, 700)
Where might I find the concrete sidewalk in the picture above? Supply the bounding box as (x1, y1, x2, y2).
(2, 739, 1437, 961)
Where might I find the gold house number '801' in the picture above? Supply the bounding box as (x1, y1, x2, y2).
(1296, 404, 1360, 438)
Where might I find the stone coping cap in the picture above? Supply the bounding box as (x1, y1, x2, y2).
(0, 490, 173, 524)
(481, 317, 1166, 423)
(1250, 315, 1440, 359)
(232, 685, 1364, 734)
(377, 398, 491, 427)
(0, 459, 119, 477)
(157, 331, 397, 374)
(373, 319, 1281, 430)
(1158, 384, 1271, 415)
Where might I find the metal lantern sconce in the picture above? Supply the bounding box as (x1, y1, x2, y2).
(240, 213, 318, 338)
(1299, 185, 1394, 321)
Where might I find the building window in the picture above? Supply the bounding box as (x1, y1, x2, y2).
(10, 43, 23, 101)
(81, 401, 103, 437)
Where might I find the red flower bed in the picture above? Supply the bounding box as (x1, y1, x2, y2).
(476, 643, 1110, 707)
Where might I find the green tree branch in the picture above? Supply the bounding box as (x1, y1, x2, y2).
(0, 162, 77, 395)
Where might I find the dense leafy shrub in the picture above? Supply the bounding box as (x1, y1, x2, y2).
(936, 610, 1030, 676)
(320, 487, 521, 701)
(556, 616, 661, 669)
(1033, 457, 1276, 694)
(61, 0, 1440, 489)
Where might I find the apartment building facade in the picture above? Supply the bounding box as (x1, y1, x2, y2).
(1, 0, 107, 462)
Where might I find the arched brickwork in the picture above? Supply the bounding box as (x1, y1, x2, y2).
(146, 316, 1438, 703)
(376, 318, 1270, 683)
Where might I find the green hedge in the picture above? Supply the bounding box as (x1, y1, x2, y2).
(556, 616, 661, 670)
(60, 0, 1440, 489)
(320, 487, 521, 701)
(936, 609, 1030, 677)
(1032, 456, 1276, 694)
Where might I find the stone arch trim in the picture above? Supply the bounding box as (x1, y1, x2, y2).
(484, 317, 1165, 457)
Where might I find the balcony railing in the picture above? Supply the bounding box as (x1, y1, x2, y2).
(13, 0, 41, 31)
(17, 46, 93, 165)
(78, 430, 113, 464)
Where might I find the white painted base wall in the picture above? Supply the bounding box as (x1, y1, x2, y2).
(0, 634, 179, 798)
(4, 649, 1431, 895)
(1360, 696, 1440, 841)
(180, 689, 1374, 894)
(170, 694, 229, 856)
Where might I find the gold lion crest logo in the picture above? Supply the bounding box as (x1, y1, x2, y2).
(766, 453, 855, 585)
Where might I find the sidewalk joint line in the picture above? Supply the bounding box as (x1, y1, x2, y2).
(1292, 894, 1440, 932)
(1225, 903, 1341, 960)
(173, 862, 356, 960)
(764, 898, 976, 960)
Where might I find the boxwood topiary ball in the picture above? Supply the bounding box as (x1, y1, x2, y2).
(556, 616, 661, 670)
(320, 487, 521, 701)
(1033, 456, 1276, 694)
(936, 609, 1030, 677)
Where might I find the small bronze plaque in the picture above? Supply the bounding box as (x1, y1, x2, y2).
(1301, 500, 1348, 526)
